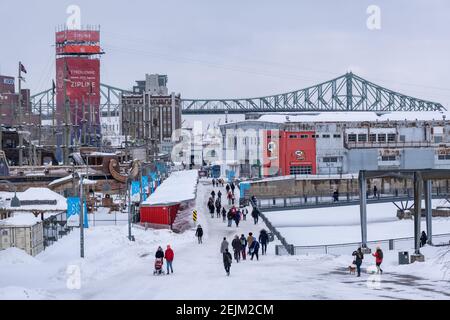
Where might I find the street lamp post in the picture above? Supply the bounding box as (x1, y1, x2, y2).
(79, 173, 85, 258)
(126, 174, 135, 241)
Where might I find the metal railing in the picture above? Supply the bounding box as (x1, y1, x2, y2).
(275, 233, 450, 256)
(256, 187, 450, 211)
(249, 198, 295, 255)
(344, 140, 437, 149)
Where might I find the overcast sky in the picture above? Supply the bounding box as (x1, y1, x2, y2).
(1, 0, 449, 107)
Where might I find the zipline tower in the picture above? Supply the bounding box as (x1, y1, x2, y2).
(55, 26, 104, 164)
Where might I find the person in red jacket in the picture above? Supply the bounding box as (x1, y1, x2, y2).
(165, 245, 174, 274)
(372, 247, 383, 274)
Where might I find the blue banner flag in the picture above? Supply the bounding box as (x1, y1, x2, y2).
(67, 197, 89, 228)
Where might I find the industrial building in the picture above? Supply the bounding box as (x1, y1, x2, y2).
(219, 112, 450, 178)
(120, 74, 182, 160)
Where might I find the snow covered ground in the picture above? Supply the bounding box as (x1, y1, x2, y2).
(0, 177, 449, 300)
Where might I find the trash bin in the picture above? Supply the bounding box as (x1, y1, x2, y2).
(398, 251, 409, 265)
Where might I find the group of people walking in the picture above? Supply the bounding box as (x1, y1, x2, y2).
(220, 229, 270, 276)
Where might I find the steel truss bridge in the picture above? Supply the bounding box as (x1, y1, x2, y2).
(30, 72, 446, 116)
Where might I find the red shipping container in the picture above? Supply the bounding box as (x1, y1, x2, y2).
(140, 202, 180, 226)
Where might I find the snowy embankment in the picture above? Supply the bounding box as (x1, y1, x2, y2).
(265, 199, 450, 246)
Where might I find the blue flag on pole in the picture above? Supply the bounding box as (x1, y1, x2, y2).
(67, 197, 89, 228)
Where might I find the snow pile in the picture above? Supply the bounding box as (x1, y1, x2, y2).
(0, 248, 42, 266)
(142, 170, 198, 206)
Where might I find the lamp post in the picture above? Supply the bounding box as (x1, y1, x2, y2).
(79, 173, 85, 258)
(126, 172, 135, 241)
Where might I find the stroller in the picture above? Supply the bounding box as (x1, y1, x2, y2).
(153, 258, 165, 275)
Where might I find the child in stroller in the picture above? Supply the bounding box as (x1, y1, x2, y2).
(154, 257, 165, 275)
(154, 246, 165, 275)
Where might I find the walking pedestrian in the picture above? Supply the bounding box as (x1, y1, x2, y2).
(215, 198, 221, 218)
(211, 190, 216, 199)
(226, 184, 230, 193)
(420, 231, 428, 247)
(220, 237, 229, 253)
(372, 247, 383, 274)
(227, 191, 233, 205)
(243, 208, 248, 221)
(230, 182, 235, 194)
(251, 207, 259, 225)
(223, 249, 232, 276)
(195, 225, 203, 244)
(165, 245, 174, 274)
(231, 192, 235, 205)
(240, 234, 247, 260)
(258, 229, 269, 255)
(373, 185, 378, 198)
(217, 190, 222, 201)
(247, 232, 254, 254)
(221, 207, 226, 222)
(231, 235, 242, 263)
(249, 239, 260, 261)
(352, 247, 364, 277)
(212, 178, 216, 187)
(208, 201, 215, 218)
(227, 209, 233, 227)
(234, 209, 241, 227)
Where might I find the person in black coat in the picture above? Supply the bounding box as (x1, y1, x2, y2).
(215, 198, 221, 218)
(195, 225, 203, 244)
(230, 182, 235, 194)
(225, 184, 230, 193)
(231, 235, 243, 262)
(221, 207, 226, 222)
(258, 229, 269, 255)
(211, 190, 216, 199)
(352, 247, 364, 277)
(420, 231, 428, 247)
(251, 207, 259, 225)
(249, 240, 260, 261)
(223, 249, 232, 276)
(217, 190, 222, 200)
(155, 246, 164, 259)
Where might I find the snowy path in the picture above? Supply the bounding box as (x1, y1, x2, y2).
(1, 177, 449, 299)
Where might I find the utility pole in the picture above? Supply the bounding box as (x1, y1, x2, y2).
(18, 62, 23, 166)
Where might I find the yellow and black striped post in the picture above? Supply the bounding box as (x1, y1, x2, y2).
(192, 210, 198, 225)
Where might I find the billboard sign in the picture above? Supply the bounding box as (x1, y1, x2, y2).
(56, 57, 100, 128)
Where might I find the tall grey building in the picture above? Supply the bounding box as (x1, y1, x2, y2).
(120, 74, 182, 159)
